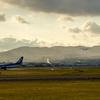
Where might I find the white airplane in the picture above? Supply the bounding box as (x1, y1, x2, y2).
(0, 56, 23, 70)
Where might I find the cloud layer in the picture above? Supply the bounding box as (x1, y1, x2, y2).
(2, 0, 100, 16)
(0, 37, 64, 52)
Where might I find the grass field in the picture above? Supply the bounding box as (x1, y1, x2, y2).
(0, 67, 100, 100)
(0, 67, 100, 75)
(0, 80, 100, 100)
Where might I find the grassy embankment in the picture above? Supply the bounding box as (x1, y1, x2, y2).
(0, 80, 100, 100)
(0, 67, 100, 75)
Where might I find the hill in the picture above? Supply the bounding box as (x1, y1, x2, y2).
(0, 46, 100, 64)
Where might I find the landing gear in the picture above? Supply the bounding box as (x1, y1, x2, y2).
(4, 66, 7, 70)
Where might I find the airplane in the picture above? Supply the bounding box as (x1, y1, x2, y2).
(0, 56, 23, 70)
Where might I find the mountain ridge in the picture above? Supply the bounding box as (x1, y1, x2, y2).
(0, 46, 100, 63)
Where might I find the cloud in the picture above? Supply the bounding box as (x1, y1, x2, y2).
(65, 20, 100, 35)
(71, 35, 78, 39)
(60, 25, 66, 29)
(82, 21, 100, 34)
(12, 15, 30, 24)
(0, 37, 64, 52)
(2, 0, 100, 16)
(0, 12, 6, 22)
(66, 27, 81, 33)
(29, 14, 37, 18)
(57, 16, 75, 22)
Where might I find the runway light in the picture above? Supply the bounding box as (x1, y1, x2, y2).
(51, 69, 54, 71)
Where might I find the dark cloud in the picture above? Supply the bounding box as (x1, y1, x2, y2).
(2, 0, 100, 16)
(12, 15, 30, 24)
(0, 12, 6, 22)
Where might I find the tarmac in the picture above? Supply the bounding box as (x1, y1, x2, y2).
(0, 67, 100, 81)
(0, 75, 100, 81)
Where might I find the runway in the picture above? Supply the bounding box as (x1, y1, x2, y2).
(1, 67, 100, 81)
(0, 75, 100, 81)
(7, 66, 95, 70)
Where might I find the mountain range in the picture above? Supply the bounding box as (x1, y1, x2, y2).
(0, 46, 100, 64)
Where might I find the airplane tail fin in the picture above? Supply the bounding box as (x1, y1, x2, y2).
(16, 56, 23, 64)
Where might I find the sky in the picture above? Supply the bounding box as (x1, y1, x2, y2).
(0, 0, 100, 52)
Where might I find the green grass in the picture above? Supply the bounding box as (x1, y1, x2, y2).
(0, 80, 100, 100)
(0, 67, 100, 75)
